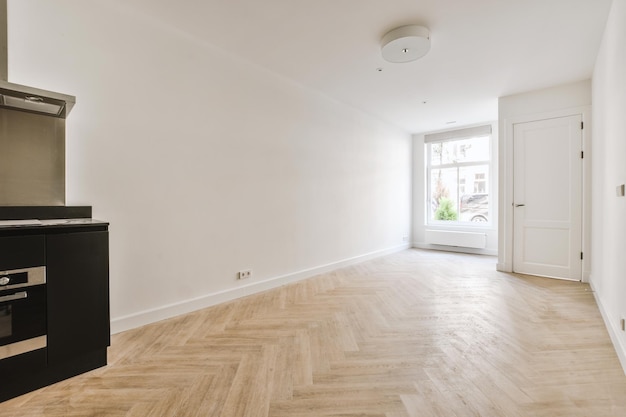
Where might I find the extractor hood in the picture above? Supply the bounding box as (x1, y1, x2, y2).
(0, 80, 75, 118)
(0, 1, 74, 119)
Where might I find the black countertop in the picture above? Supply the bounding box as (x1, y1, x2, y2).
(0, 218, 109, 230)
(0, 206, 108, 233)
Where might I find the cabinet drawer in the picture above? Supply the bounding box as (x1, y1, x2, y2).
(0, 235, 45, 271)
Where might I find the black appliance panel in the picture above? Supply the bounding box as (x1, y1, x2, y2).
(0, 284, 46, 347)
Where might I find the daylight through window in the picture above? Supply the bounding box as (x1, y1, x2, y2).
(425, 126, 492, 225)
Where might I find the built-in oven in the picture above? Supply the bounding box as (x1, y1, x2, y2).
(0, 266, 46, 360)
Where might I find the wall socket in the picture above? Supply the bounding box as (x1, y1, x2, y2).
(238, 270, 252, 280)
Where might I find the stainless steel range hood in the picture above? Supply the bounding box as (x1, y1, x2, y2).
(0, 1, 74, 118)
(0, 80, 75, 118)
(0, 0, 75, 206)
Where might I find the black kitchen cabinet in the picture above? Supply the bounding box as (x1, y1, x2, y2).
(0, 234, 44, 271)
(0, 208, 109, 403)
(46, 230, 110, 364)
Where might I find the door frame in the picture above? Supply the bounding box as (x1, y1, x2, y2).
(497, 106, 591, 282)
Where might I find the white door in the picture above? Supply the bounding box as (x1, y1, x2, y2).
(513, 115, 582, 281)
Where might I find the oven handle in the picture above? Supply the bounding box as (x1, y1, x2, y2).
(0, 291, 27, 303)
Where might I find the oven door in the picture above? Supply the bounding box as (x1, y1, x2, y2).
(0, 284, 47, 360)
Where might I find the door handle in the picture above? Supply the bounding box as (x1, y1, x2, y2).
(515, 204, 525, 207)
(0, 291, 27, 303)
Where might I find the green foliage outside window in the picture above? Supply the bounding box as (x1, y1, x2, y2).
(434, 197, 458, 221)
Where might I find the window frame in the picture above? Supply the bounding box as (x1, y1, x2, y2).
(424, 126, 494, 228)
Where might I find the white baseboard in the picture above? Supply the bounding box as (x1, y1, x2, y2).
(413, 242, 497, 256)
(110, 243, 411, 334)
(589, 280, 626, 375)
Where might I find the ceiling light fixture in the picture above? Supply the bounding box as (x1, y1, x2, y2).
(381, 25, 430, 63)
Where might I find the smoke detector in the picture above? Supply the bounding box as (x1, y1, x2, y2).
(381, 25, 431, 63)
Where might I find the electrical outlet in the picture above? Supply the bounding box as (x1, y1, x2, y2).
(238, 270, 252, 280)
(402, 236, 409, 242)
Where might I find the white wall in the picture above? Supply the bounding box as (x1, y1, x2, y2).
(591, 0, 626, 372)
(412, 122, 499, 255)
(6, 1, 412, 332)
(497, 80, 592, 277)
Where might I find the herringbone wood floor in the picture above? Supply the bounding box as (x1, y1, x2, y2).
(1, 249, 625, 416)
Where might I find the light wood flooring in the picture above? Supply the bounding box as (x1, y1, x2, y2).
(2, 249, 625, 416)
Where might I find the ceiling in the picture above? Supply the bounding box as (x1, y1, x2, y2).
(122, 0, 612, 134)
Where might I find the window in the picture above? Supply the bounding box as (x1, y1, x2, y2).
(425, 125, 492, 225)
(474, 173, 486, 193)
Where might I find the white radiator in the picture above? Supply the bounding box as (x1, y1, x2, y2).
(425, 230, 487, 249)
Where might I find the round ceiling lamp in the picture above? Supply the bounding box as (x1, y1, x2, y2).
(381, 25, 430, 63)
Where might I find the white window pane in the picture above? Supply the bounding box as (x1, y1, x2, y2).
(459, 165, 489, 222)
(426, 134, 492, 225)
(430, 168, 459, 221)
(430, 143, 443, 165)
(431, 136, 490, 166)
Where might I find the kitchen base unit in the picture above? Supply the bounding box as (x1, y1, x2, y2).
(0, 206, 109, 403)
